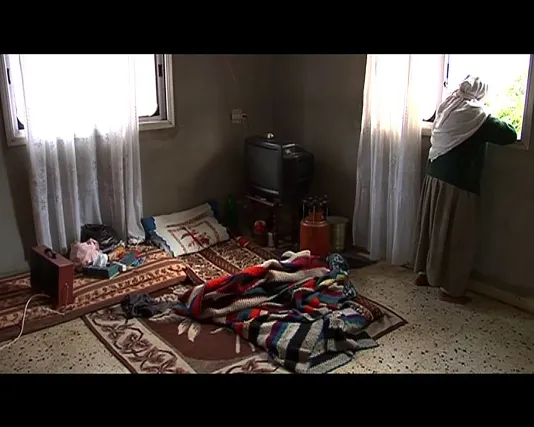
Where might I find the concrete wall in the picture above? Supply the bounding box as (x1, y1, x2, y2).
(0, 54, 274, 276)
(273, 54, 367, 219)
(0, 119, 27, 275)
(272, 54, 534, 297)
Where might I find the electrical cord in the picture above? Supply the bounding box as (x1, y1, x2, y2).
(0, 293, 65, 352)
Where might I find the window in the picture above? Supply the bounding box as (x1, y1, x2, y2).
(0, 54, 174, 146)
(420, 54, 533, 145)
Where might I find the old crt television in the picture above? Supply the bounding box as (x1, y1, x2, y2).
(244, 134, 314, 202)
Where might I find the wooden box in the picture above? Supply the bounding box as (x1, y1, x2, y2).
(30, 245, 75, 308)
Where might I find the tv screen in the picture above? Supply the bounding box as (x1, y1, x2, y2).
(247, 144, 280, 192)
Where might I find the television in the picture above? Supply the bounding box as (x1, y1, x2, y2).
(244, 134, 314, 202)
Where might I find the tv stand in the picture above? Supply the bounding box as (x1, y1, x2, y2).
(245, 195, 299, 249)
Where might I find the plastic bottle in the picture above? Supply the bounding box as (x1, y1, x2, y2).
(225, 195, 238, 231)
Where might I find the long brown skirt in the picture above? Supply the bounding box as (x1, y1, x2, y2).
(412, 175, 479, 297)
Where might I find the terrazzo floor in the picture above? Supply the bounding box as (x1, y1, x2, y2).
(0, 262, 533, 374)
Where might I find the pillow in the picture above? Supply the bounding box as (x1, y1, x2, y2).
(142, 200, 219, 241)
(151, 203, 229, 257)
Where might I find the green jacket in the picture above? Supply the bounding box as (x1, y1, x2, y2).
(426, 115, 517, 195)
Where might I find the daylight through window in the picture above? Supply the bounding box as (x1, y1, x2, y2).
(420, 54, 532, 139)
(0, 54, 174, 145)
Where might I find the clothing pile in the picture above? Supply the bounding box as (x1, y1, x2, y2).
(69, 223, 145, 279)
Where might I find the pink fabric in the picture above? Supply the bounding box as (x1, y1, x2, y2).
(70, 239, 101, 269)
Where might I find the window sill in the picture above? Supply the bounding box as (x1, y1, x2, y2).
(4, 120, 176, 146)
(7, 136, 26, 147)
(139, 119, 175, 132)
(506, 140, 528, 150)
(420, 121, 527, 150)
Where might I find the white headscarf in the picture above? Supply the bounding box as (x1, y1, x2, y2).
(429, 75, 489, 161)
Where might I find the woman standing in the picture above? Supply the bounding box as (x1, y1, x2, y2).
(412, 76, 517, 303)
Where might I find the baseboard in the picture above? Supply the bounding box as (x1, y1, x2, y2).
(386, 262, 534, 314)
(468, 273, 534, 315)
(0, 262, 29, 280)
(347, 246, 534, 314)
(342, 246, 372, 260)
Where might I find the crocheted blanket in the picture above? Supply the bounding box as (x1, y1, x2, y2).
(172, 250, 384, 373)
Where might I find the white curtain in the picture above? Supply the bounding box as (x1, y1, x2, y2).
(352, 55, 424, 265)
(19, 55, 145, 252)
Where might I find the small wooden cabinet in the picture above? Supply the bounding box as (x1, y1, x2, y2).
(237, 195, 300, 249)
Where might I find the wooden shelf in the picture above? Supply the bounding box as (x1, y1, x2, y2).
(245, 195, 278, 208)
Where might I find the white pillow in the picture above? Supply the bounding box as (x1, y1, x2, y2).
(152, 203, 229, 257)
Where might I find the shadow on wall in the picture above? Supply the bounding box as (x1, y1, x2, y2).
(0, 138, 32, 273)
(0, 89, 36, 262)
(272, 54, 368, 221)
(137, 54, 273, 217)
(141, 134, 247, 217)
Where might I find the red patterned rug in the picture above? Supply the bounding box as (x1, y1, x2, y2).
(83, 240, 407, 373)
(0, 246, 187, 343)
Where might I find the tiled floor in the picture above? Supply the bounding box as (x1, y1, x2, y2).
(0, 262, 533, 374)
(337, 263, 534, 373)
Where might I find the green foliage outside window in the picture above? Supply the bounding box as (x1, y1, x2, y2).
(486, 71, 527, 136)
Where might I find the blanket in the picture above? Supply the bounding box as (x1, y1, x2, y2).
(172, 250, 383, 373)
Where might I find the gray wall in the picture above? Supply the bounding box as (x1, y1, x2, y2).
(0, 54, 274, 276)
(273, 54, 367, 219)
(0, 120, 27, 275)
(138, 55, 274, 216)
(272, 54, 534, 297)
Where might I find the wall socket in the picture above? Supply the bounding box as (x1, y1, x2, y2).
(231, 108, 243, 124)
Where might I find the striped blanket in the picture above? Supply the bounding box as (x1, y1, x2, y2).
(173, 250, 383, 373)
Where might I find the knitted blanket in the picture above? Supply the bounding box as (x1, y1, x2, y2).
(172, 250, 383, 373)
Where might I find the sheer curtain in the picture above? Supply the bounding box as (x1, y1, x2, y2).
(20, 55, 144, 252)
(352, 55, 424, 265)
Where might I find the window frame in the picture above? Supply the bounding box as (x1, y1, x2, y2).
(0, 54, 175, 147)
(138, 54, 175, 132)
(0, 55, 24, 146)
(421, 54, 534, 151)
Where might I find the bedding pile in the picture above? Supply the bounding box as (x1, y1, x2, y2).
(169, 250, 383, 373)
